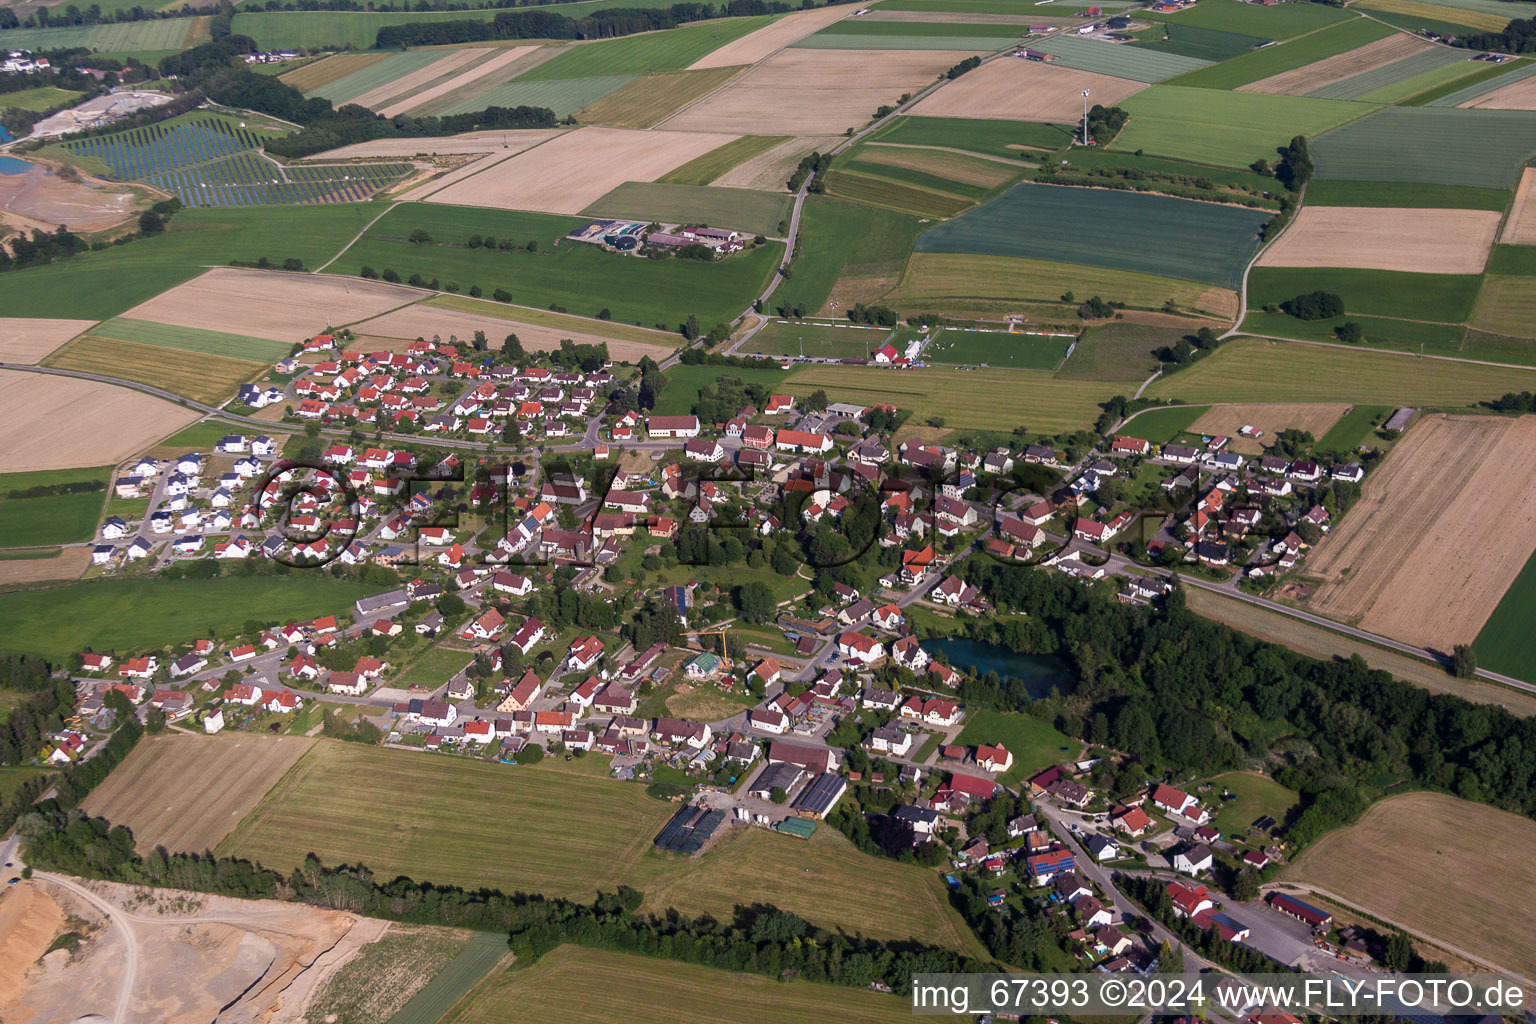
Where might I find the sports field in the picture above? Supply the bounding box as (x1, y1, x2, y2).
(915, 183, 1268, 290)
(574, 66, 745, 128)
(45, 334, 265, 405)
(218, 742, 981, 951)
(81, 732, 317, 854)
(925, 328, 1072, 370)
(1285, 791, 1536, 977)
(582, 181, 791, 236)
(1311, 106, 1536, 189)
(1114, 86, 1378, 168)
(441, 945, 913, 1024)
(740, 320, 895, 360)
(0, 466, 111, 547)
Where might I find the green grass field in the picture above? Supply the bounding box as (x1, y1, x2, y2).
(582, 181, 791, 236)
(437, 74, 637, 118)
(441, 945, 913, 1024)
(1130, 22, 1269, 63)
(824, 168, 975, 219)
(574, 66, 744, 128)
(953, 708, 1082, 786)
(1122, 404, 1210, 443)
(422, 293, 680, 347)
(0, 86, 85, 112)
(1474, 549, 1536, 681)
(1146, 337, 1536, 405)
(1306, 45, 1471, 101)
(1031, 34, 1212, 82)
(0, 18, 206, 54)
(880, 0, 1139, 11)
(915, 182, 1269, 289)
(1302, 179, 1512, 211)
(1163, 15, 1391, 89)
(650, 363, 791, 415)
(92, 318, 293, 362)
(1471, 276, 1536, 339)
(0, 575, 377, 661)
(1143, 0, 1354, 39)
(1422, 58, 1536, 106)
(1311, 106, 1536, 189)
(739, 319, 894, 360)
(771, 197, 926, 317)
(1113, 86, 1378, 168)
(1247, 266, 1481, 323)
(304, 48, 448, 104)
(657, 134, 790, 186)
(1239, 309, 1467, 351)
(517, 16, 772, 80)
(1058, 324, 1194, 381)
(925, 328, 1071, 370)
(46, 335, 265, 405)
(795, 24, 1023, 50)
(1205, 771, 1300, 835)
(868, 115, 1074, 158)
(396, 647, 475, 689)
(1316, 403, 1390, 451)
(1356, 57, 1494, 104)
(1488, 246, 1536, 276)
(0, 466, 111, 548)
(337, 203, 781, 328)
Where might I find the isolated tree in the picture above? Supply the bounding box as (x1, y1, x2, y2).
(1452, 644, 1478, 679)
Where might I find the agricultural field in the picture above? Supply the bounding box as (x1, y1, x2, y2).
(1304, 414, 1536, 653)
(520, 16, 774, 80)
(1303, 46, 1473, 101)
(1310, 106, 1536, 189)
(1113, 87, 1377, 168)
(1166, 15, 1393, 90)
(0, 318, 94, 363)
(1205, 771, 1299, 835)
(278, 51, 393, 95)
(1303, 179, 1512, 211)
(1238, 33, 1429, 96)
(0, 466, 111, 548)
(825, 143, 1022, 219)
(908, 58, 1146, 122)
(648, 363, 790, 416)
(1470, 276, 1536, 338)
(1029, 35, 1212, 82)
(1059, 325, 1200, 382)
(1189, 403, 1349, 455)
(300, 49, 456, 104)
(1456, 64, 1536, 109)
(354, 301, 677, 363)
(435, 74, 637, 118)
(1474, 548, 1536, 679)
(1257, 206, 1499, 274)
(924, 327, 1072, 370)
(1247, 266, 1482, 323)
(1118, 403, 1210, 442)
(658, 134, 791, 186)
(1129, 22, 1269, 64)
(582, 181, 791, 236)
(81, 733, 318, 855)
(574, 66, 745, 128)
(771, 197, 926, 317)
(378, 48, 545, 118)
(739, 319, 896, 360)
(0, 17, 207, 54)
(1147, 338, 1536, 406)
(0, 573, 376, 660)
(952, 709, 1082, 785)
(376, 933, 509, 1024)
(915, 182, 1269, 290)
(218, 742, 980, 951)
(423, 293, 680, 348)
(782, 364, 1117, 432)
(1356, 0, 1514, 33)
(304, 925, 478, 1024)
(1351, 56, 1496, 104)
(1423, 59, 1536, 106)
(440, 945, 913, 1024)
(1143, 0, 1355, 40)
(0, 85, 84, 112)
(794, 20, 1021, 50)
(1502, 168, 1536, 243)
(868, 114, 1077, 158)
(692, 4, 860, 68)
(0, 371, 199, 474)
(1285, 792, 1536, 977)
(89, 317, 294, 362)
(888, 252, 1239, 321)
(232, 9, 503, 51)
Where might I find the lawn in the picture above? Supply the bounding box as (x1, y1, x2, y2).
(1121, 404, 1210, 443)
(45, 334, 265, 405)
(1316, 403, 1390, 452)
(93, 318, 294, 362)
(953, 708, 1082, 786)
(658, 134, 791, 186)
(1113, 86, 1379, 169)
(739, 319, 895, 360)
(519, 16, 773, 79)
(1301, 179, 1512, 212)
(1246, 266, 1481, 323)
(440, 945, 914, 1024)
(1474, 548, 1536, 681)
(396, 646, 475, 690)
(650, 363, 791, 416)
(915, 182, 1270, 290)
(6, 204, 381, 320)
(771, 197, 926, 317)
(889, 253, 1237, 320)
(0, 465, 111, 547)
(581, 181, 791, 237)
(1146, 337, 1536, 406)
(574, 66, 745, 129)
(1310, 106, 1536, 190)
(1204, 770, 1299, 835)
(337, 203, 781, 328)
(925, 328, 1072, 370)
(1163, 15, 1392, 89)
(0, 574, 378, 661)
(868, 115, 1075, 158)
(0, 86, 85, 112)
(783, 364, 1118, 432)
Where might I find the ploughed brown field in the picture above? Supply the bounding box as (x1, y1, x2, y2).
(1256, 206, 1499, 274)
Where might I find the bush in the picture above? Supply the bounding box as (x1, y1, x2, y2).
(1334, 320, 1363, 344)
(359, 265, 378, 279)
(382, 268, 400, 282)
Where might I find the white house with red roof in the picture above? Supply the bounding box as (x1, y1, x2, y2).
(223, 682, 263, 706)
(977, 744, 1013, 773)
(264, 689, 303, 714)
(1165, 880, 1213, 919)
(566, 635, 604, 673)
(1150, 783, 1210, 824)
(837, 630, 884, 664)
(506, 615, 545, 654)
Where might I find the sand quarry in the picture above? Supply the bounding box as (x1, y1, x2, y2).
(0, 318, 94, 363)
(909, 58, 1146, 122)
(122, 267, 422, 343)
(425, 125, 739, 214)
(1307, 414, 1536, 652)
(0, 161, 146, 234)
(1239, 33, 1429, 94)
(353, 303, 679, 362)
(0, 370, 199, 472)
(663, 48, 961, 135)
(0, 876, 389, 1024)
(1189, 402, 1349, 455)
(1257, 206, 1499, 274)
(689, 3, 857, 69)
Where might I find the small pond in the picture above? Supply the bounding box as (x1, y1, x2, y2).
(918, 636, 1072, 699)
(0, 156, 32, 175)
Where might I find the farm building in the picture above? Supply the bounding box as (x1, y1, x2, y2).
(1267, 892, 1333, 930)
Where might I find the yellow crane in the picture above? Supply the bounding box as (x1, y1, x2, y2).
(693, 627, 732, 671)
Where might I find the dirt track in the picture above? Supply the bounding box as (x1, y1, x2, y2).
(1239, 33, 1428, 94)
(1307, 414, 1536, 652)
(909, 58, 1146, 122)
(1255, 206, 1499, 274)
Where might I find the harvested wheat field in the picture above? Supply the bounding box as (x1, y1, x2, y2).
(1285, 792, 1536, 977)
(427, 125, 738, 214)
(1190, 402, 1349, 454)
(82, 731, 317, 855)
(1501, 167, 1536, 244)
(0, 370, 199, 472)
(123, 267, 420, 342)
(712, 134, 840, 189)
(664, 49, 960, 135)
(380, 45, 538, 117)
(1257, 206, 1499, 274)
(690, 3, 858, 69)
(0, 317, 92, 362)
(1460, 70, 1536, 109)
(349, 48, 485, 112)
(1240, 33, 1429, 94)
(1307, 414, 1536, 652)
(909, 58, 1145, 122)
(308, 128, 563, 161)
(353, 304, 678, 362)
(0, 548, 90, 584)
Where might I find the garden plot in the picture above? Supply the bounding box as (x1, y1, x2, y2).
(1238, 32, 1428, 94)
(0, 319, 92, 363)
(378, 46, 539, 117)
(690, 3, 858, 69)
(1502, 168, 1536, 245)
(351, 303, 678, 363)
(1257, 206, 1498, 274)
(122, 267, 420, 343)
(0, 370, 199, 473)
(662, 49, 960, 135)
(1307, 414, 1536, 652)
(1029, 35, 1211, 82)
(424, 126, 738, 214)
(907, 57, 1146, 122)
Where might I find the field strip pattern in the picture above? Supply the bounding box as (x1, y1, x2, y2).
(1304, 45, 1470, 100)
(1427, 58, 1536, 106)
(1029, 35, 1212, 82)
(1238, 32, 1428, 95)
(383, 932, 507, 1024)
(380, 46, 539, 118)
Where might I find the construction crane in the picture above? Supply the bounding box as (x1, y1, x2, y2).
(692, 627, 732, 671)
